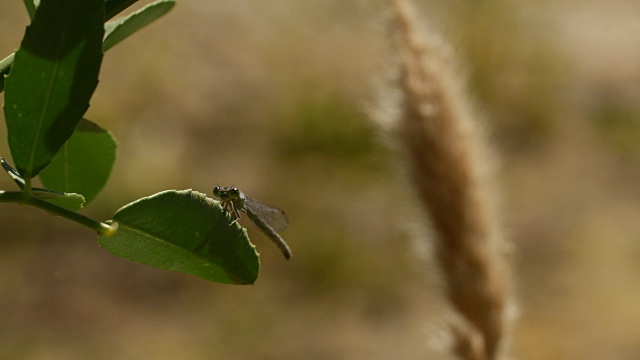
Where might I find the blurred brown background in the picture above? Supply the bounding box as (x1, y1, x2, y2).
(1, 0, 640, 359)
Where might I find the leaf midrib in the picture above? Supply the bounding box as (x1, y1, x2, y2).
(117, 222, 223, 269)
(26, 29, 68, 178)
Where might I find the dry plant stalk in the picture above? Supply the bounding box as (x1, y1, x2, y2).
(389, 0, 510, 359)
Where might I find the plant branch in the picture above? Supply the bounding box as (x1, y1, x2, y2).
(0, 190, 118, 235)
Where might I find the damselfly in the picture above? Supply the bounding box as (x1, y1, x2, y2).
(213, 186, 292, 260)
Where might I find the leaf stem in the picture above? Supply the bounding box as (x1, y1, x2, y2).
(0, 190, 118, 235)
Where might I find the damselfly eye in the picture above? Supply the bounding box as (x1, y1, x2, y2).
(212, 187, 221, 197)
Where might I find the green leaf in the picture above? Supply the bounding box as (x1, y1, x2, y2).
(105, 0, 140, 21)
(103, 0, 176, 52)
(39, 119, 117, 204)
(34, 190, 85, 211)
(1, 157, 84, 211)
(22, 0, 38, 20)
(3, 0, 104, 180)
(99, 190, 260, 285)
(1, 0, 143, 94)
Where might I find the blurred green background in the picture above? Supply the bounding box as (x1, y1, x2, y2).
(1, 0, 640, 359)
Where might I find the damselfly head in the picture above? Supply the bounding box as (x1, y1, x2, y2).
(212, 186, 243, 201)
